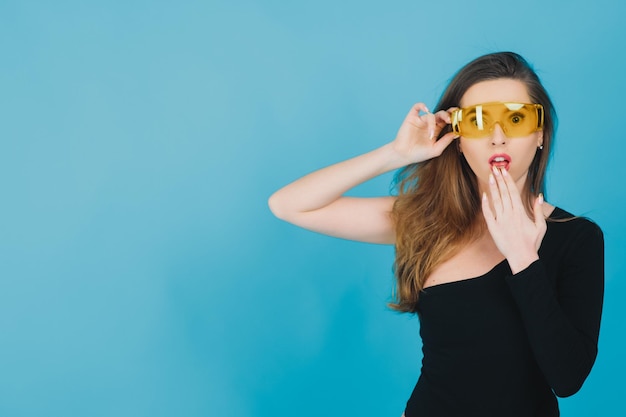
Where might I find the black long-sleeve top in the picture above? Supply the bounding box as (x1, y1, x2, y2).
(404, 207, 604, 417)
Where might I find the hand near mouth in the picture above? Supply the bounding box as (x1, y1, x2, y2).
(481, 166, 547, 274)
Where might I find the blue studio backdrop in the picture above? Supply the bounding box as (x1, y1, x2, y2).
(1, 0, 625, 416)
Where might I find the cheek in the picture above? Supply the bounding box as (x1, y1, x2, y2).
(458, 141, 481, 164)
(458, 142, 488, 178)
(518, 146, 540, 168)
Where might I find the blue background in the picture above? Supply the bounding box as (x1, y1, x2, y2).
(1, 0, 624, 416)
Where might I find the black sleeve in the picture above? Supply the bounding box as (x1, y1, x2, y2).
(505, 220, 604, 397)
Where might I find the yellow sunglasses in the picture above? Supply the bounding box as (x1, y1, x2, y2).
(450, 102, 544, 139)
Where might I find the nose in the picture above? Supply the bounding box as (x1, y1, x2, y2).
(490, 123, 506, 146)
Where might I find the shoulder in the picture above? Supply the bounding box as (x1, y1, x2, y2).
(544, 206, 604, 253)
(539, 207, 604, 291)
(549, 207, 603, 233)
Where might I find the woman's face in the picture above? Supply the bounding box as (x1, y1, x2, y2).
(458, 78, 543, 194)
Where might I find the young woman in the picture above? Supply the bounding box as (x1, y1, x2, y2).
(268, 52, 604, 416)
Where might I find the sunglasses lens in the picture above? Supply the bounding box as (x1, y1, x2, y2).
(452, 103, 543, 139)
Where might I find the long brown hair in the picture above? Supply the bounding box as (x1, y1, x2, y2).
(390, 52, 557, 313)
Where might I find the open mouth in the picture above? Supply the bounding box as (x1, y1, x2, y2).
(489, 154, 511, 170)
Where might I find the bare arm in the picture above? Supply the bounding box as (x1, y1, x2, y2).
(269, 144, 404, 244)
(268, 103, 457, 244)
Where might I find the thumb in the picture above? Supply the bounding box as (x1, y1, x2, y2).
(533, 193, 547, 249)
(433, 132, 459, 155)
(533, 193, 545, 225)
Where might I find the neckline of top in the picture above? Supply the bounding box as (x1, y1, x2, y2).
(420, 259, 509, 293)
(419, 206, 564, 294)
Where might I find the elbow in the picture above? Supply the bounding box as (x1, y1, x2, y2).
(553, 379, 585, 398)
(267, 192, 289, 220)
(553, 366, 594, 398)
(553, 348, 597, 398)
(267, 193, 281, 218)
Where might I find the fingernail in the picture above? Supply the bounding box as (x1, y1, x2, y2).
(482, 192, 487, 201)
(429, 129, 435, 139)
(493, 166, 500, 176)
(489, 173, 495, 184)
(502, 168, 508, 176)
(425, 106, 430, 113)
(539, 193, 544, 204)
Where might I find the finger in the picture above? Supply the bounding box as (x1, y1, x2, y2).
(432, 131, 458, 155)
(481, 192, 496, 228)
(407, 103, 439, 139)
(488, 170, 504, 216)
(410, 102, 430, 115)
(492, 166, 512, 210)
(500, 167, 523, 208)
(533, 193, 545, 226)
(421, 111, 436, 139)
(434, 109, 452, 126)
(406, 103, 430, 126)
(409, 103, 431, 121)
(533, 194, 547, 250)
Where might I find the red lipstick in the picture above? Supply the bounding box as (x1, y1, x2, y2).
(489, 153, 511, 170)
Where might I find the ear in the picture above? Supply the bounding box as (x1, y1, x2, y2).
(537, 131, 544, 148)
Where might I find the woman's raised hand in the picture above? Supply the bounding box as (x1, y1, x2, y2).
(269, 102, 460, 244)
(390, 103, 459, 166)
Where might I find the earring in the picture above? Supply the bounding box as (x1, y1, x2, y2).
(538, 145, 544, 150)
